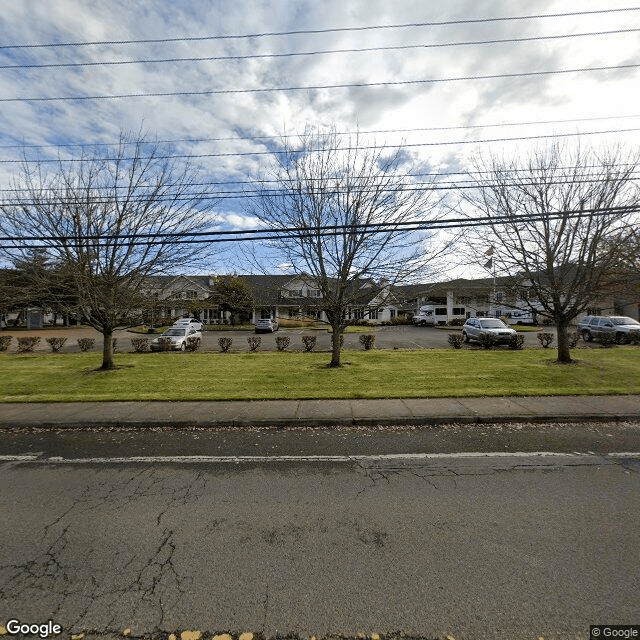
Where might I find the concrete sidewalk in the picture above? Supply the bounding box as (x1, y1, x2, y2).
(1, 395, 640, 428)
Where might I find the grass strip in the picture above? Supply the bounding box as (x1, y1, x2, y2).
(1, 348, 638, 402)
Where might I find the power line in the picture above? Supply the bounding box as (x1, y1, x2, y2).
(1, 207, 636, 249)
(4, 28, 638, 70)
(2, 7, 638, 49)
(3, 174, 639, 204)
(3, 113, 640, 151)
(3, 63, 639, 103)
(3, 127, 640, 164)
(4, 168, 638, 195)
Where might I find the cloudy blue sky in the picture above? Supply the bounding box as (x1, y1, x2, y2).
(2, 0, 640, 274)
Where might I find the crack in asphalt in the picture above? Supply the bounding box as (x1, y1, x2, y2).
(1, 452, 634, 638)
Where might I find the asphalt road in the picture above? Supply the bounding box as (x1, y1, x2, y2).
(1, 423, 639, 640)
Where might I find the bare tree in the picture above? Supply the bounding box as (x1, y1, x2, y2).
(464, 142, 640, 363)
(0, 134, 217, 369)
(247, 129, 448, 367)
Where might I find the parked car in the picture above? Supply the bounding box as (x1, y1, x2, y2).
(150, 326, 202, 351)
(577, 316, 596, 335)
(255, 318, 279, 333)
(173, 318, 202, 331)
(580, 315, 640, 343)
(462, 317, 517, 343)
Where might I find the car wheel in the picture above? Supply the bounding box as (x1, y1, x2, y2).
(463, 331, 469, 343)
(180, 342, 186, 351)
(582, 330, 592, 342)
(615, 333, 626, 344)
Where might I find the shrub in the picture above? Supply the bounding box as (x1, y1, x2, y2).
(302, 335, 317, 352)
(448, 318, 465, 327)
(112, 338, 118, 353)
(46, 337, 67, 352)
(507, 334, 525, 350)
(537, 332, 554, 348)
(359, 334, 376, 350)
(275, 336, 290, 352)
(599, 332, 616, 348)
(0, 335, 13, 351)
(77, 337, 95, 352)
(567, 331, 580, 348)
(447, 333, 464, 349)
(17, 337, 41, 353)
(247, 336, 261, 351)
(218, 337, 232, 353)
(478, 333, 497, 349)
(185, 336, 200, 352)
(628, 329, 640, 345)
(130, 337, 150, 353)
(156, 337, 173, 352)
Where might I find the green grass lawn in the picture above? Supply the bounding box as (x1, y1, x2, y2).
(1, 348, 639, 402)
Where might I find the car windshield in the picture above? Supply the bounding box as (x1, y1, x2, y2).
(164, 328, 186, 336)
(611, 317, 640, 326)
(479, 319, 507, 328)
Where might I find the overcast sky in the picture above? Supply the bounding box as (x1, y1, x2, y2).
(2, 0, 640, 275)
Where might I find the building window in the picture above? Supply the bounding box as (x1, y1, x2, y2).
(353, 309, 364, 320)
(368, 308, 379, 320)
(186, 290, 198, 299)
(495, 292, 504, 302)
(452, 307, 465, 315)
(308, 289, 321, 298)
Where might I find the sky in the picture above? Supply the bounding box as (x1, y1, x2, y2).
(1, 0, 640, 278)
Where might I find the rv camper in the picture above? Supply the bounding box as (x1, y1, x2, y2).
(412, 304, 467, 326)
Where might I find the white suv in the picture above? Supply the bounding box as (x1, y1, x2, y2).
(255, 319, 279, 333)
(151, 327, 202, 351)
(462, 317, 517, 344)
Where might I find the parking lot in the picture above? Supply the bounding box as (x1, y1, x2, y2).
(203, 324, 556, 351)
(127, 324, 556, 352)
(4, 324, 567, 353)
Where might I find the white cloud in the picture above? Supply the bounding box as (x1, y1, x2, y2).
(218, 213, 263, 229)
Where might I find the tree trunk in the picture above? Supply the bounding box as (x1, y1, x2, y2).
(101, 328, 115, 370)
(556, 318, 572, 364)
(330, 324, 342, 367)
